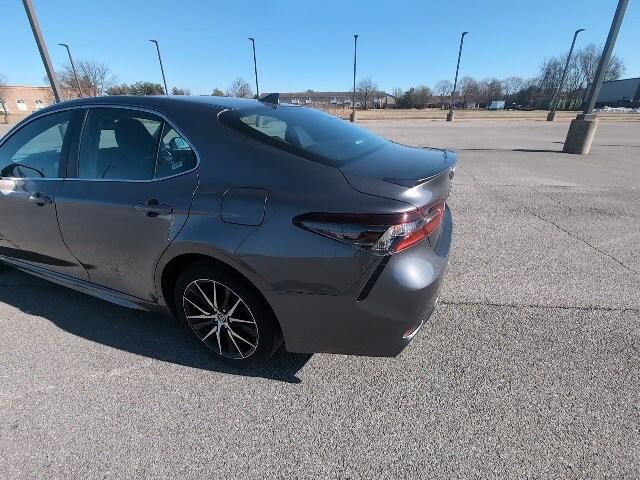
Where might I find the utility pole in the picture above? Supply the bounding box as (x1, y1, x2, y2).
(22, 0, 62, 102)
(149, 40, 169, 95)
(563, 0, 628, 154)
(351, 34, 358, 122)
(447, 32, 468, 122)
(547, 28, 585, 121)
(248, 38, 260, 98)
(59, 43, 83, 97)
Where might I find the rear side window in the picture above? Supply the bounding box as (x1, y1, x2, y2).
(78, 108, 196, 180)
(219, 105, 386, 167)
(0, 110, 73, 178)
(155, 124, 197, 178)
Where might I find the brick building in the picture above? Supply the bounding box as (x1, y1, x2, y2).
(0, 85, 54, 121)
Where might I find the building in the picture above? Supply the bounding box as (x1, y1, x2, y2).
(0, 85, 54, 120)
(279, 91, 396, 109)
(587, 77, 640, 108)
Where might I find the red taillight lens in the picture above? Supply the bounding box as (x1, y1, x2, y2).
(293, 200, 445, 255)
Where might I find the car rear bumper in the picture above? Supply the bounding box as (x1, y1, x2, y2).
(267, 206, 453, 356)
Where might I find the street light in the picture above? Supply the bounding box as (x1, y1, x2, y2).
(351, 34, 358, 122)
(547, 28, 585, 121)
(248, 38, 259, 98)
(149, 40, 168, 95)
(58, 43, 83, 97)
(447, 31, 468, 122)
(563, 0, 629, 154)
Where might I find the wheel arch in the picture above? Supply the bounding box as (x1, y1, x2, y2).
(157, 247, 277, 331)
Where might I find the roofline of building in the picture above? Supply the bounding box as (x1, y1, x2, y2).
(600, 77, 640, 84)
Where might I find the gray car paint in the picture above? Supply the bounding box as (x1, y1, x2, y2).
(0, 177, 88, 279)
(0, 95, 456, 357)
(221, 187, 268, 226)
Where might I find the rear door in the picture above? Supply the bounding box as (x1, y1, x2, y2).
(0, 110, 88, 279)
(55, 107, 198, 300)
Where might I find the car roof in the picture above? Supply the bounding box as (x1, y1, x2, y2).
(38, 95, 295, 116)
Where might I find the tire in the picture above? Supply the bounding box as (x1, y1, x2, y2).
(174, 261, 281, 367)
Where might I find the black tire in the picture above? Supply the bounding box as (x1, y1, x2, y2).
(174, 261, 281, 367)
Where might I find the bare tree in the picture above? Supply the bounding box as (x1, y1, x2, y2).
(413, 85, 433, 108)
(434, 80, 453, 108)
(534, 43, 626, 109)
(391, 87, 404, 108)
(357, 78, 378, 110)
(502, 76, 523, 101)
(226, 78, 253, 98)
(211, 88, 225, 97)
(577, 43, 625, 83)
(486, 78, 504, 100)
(459, 76, 480, 105)
(58, 60, 116, 98)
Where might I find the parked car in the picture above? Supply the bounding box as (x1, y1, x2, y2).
(0, 96, 456, 365)
(504, 103, 535, 111)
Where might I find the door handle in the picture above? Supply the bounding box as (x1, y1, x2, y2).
(134, 199, 173, 217)
(27, 192, 52, 206)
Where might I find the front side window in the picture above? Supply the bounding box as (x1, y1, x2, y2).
(0, 110, 73, 178)
(219, 105, 386, 167)
(78, 108, 196, 180)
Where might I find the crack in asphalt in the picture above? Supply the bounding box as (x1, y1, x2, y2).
(460, 165, 479, 183)
(527, 208, 639, 276)
(440, 300, 639, 314)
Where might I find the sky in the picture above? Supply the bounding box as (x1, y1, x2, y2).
(1, 0, 638, 95)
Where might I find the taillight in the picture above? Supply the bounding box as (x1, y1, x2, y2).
(293, 200, 445, 256)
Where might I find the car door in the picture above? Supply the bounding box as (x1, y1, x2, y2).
(0, 109, 89, 279)
(55, 107, 198, 301)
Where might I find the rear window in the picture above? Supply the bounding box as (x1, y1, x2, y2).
(218, 105, 386, 167)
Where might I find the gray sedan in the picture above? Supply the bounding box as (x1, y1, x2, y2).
(0, 95, 456, 365)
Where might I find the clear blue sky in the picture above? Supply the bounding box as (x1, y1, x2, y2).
(2, 0, 638, 95)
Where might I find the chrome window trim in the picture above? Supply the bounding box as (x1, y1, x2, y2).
(70, 104, 201, 183)
(0, 103, 201, 183)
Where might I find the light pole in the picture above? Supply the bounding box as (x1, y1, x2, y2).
(447, 31, 468, 122)
(547, 28, 585, 121)
(149, 40, 168, 95)
(58, 43, 83, 98)
(248, 38, 259, 98)
(563, 0, 628, 154)
(22, 0, 62, 102)
(351, 34, 358, 122)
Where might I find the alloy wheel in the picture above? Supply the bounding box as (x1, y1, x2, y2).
(182, 279, 259, 359)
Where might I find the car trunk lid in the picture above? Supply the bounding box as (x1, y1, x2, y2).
(339, 142, 457, 209)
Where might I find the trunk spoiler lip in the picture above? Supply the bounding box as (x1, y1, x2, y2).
(382, 148, 457, 188)
(388, 140, 450, 157)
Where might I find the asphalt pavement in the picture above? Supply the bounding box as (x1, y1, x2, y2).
(1, 119, 639, 479)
